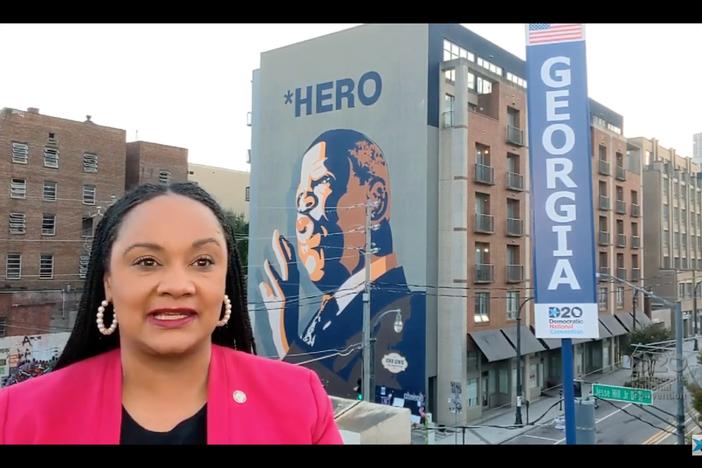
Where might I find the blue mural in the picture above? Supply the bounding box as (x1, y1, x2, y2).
(257, 129, 426, 415)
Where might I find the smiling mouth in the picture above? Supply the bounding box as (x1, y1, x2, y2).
(148, 309, 197, 321)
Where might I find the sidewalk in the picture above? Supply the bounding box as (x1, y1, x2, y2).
(415, 338, 702, 444)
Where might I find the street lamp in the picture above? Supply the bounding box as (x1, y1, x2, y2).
(367, 308, 403, 404)
(515, 296, 535, 426)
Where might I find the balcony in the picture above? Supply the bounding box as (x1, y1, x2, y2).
(599, 196, 610, 211)
(506, 264, 524, 283)
(617, 267, 627, 280)
(599, 266, 610, 276)
(598, 231, 610, 246)
(599, 160, 610, 176)
(474, 213, 494, 234)
(631, 268, 641, 282)
(616, 233, 627, 247)
(506, 125, 524, 146)
(506, 217, 524, 237)
(631, 203, 641, 217)
(474, 164, 495, 185)
(474, 264, 494, 283)
(616, 165, 626, 181)
(506, 172, 524, 191)
(616, 199, 626, 214)
(631, 235, 641, 249)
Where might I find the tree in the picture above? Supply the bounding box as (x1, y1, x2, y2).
(223, 210, 248, 272)
(624, 324, 673, 388)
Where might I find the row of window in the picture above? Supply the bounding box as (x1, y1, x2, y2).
(473, 290, 523, 324)
(8, 213, 94, 237)
(442, 39, 523, 87)
(11, 141, 99, 172)
(598, 286, 628, 308)
(9, 179, 96, 204)
(4, 254, 90, 280)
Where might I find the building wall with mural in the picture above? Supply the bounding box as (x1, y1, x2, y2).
(248, 24, 432, 418)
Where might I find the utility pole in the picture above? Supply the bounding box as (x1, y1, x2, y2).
(602, 273, 686, 444)
(362, 200, 372, 402)
(632, 290, 637, 332)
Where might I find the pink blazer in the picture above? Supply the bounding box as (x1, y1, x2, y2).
(0, 344, 342, 444)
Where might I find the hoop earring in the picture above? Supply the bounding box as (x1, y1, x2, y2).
(97, 299, 118, 335)
(217, 294, 232, 327)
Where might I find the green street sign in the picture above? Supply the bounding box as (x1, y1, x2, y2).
(592, 383, 653, 405)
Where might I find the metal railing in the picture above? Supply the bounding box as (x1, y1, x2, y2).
(474, 164, 495, 185)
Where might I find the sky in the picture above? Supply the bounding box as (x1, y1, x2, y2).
(1, 23, 700, 172)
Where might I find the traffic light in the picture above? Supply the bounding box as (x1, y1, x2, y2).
(354, 378, 362, 400)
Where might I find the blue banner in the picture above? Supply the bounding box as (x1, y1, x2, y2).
(526, 25, 599, 339)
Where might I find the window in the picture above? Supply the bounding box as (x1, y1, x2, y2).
(507, 245, 520, 265)
(83, 152, 98, 172)
(83, 185, 96, 205)
(507, 107, 520, 129)
(476, 143, 491, 166)
(158, 170, 171, 186)
(507, 153, 520, 174)
(679, 283, 686, 299)
(632, 254, 639, 269)
(42, 214, 56, 236)
(506, 291, 520, 320)
(82, 217, 94, 238)
(663, 181, 669, 199)
(245, 186, 250, 202)
(616, 186, 624, 202)
(507, 198, 520, 219)
(6, 254, 21, 280)
(599, 145, 607, 162)
(11, 142, 28, 164)
(475, 193, 490, 215)
(9, 213, 26, 235)
(79, 256, 89, 279)
(443, 93, 455, 127)
(39, 254, 54, 279)
(43, 181, 57, 201)
(475, 242, 490, 264)
(616, 287, 624, 307)
(616, 152, 624, 168)
(0, 317, 5, 337)
(476, 76, 492, 95)
(598, 287, 608, 308)
(663, 231, 670, 249)
(10, 178, 26, 199)
(43, 147, 59, 168)
(474, 292, 490, 323)
(632, 222, 638, 237)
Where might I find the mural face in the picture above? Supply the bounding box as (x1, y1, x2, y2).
(257, 129, 426, 416)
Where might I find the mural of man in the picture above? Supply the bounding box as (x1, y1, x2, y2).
(258, 129, 425, 409)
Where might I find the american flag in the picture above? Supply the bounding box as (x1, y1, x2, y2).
(527, 23, 584, 45)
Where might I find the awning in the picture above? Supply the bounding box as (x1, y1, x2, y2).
(501, 325, 546, 355)
(615, 312, 635, 332)
(540, 338, 561, 350)
(633, 312, 652, 327)
(469, 329, 517, 362)
(600, 314, 629, 336)
(598, 320, 613, 338)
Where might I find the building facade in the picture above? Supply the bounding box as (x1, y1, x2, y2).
(1, 107, 127, 292)
(187, 163, 250, 219)
(125, 141, 188, 190)
(248, 24, 648, 425)
(636, 136, 702, 336)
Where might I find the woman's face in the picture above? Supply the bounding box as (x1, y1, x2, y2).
(104, 194, 229, 357)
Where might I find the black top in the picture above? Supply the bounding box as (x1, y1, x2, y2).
(120, 404, 207, 445)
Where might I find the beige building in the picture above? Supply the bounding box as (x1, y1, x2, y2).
(634, 137, 702, 337)
(187, 163, 250, 220)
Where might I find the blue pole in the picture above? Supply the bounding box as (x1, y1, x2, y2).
(561, 338, 576, 444)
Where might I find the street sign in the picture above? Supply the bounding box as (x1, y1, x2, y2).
(592, 383, 653, 405)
